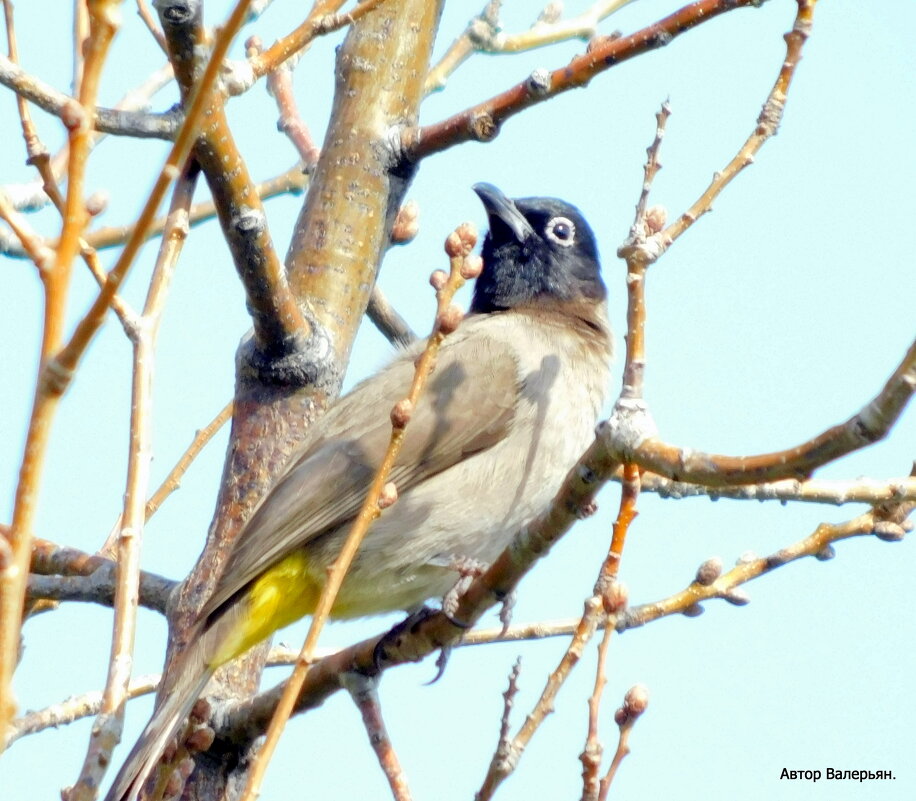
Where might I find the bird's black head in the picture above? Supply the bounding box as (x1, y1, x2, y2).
(470, 183, 606, 314)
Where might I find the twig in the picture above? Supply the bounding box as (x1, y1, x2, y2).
(156, 0, 308, 358)
(98, 399, 232, 556)
(477, 597, 604, 801)
(68, 166, 199, 801)
(136, 0, 167, 53)
(620, 497, 914, 629)
(247, 36, 320, 168)
(239, 223, 481, 801)
(407, 0, 769, 160)
(425, 0, 633, 94)
(146, 401, 234, 518)
(238, 0, 388, 91)
(5, 674, 160, 749)
(601, 336, 916, 486)
(0, 165, 310, 257)
(0, 0, 123, 743)
(0, 54, 180, 139)
(343, 673, 413, 801)
(26, 568, 175, 616)
(597, 686, 648, 800)
(367, 286, 416, 349)
(660, 0, 816, 248)
(637, 472, 916, 505)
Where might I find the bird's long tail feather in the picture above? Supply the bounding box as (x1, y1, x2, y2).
(104, 664, 214, 801)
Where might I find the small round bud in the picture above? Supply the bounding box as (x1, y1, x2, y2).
(390, 398, 413, 429)
(445, 223, 477, 257)
(614, 706, 629, 727)
(378, 482, 399, 510)
(163, 772, 184, 800)
(162, 738, 178, 763)
(391, 199, 420, 244)
(185, 726, 215, 753)
(575, 500, 598, 520)
(460, 254, 484, 280)
(85, 190, 109, 217)
(623, 685, 649, 718)
(736, 550, 758, 565)
(190, 698, 211, 724)
(815, 544, 836, 562)
(429, 270, 448, 291)
(436, 304, 464, 335)
(444, 231, 464, 258)
(245, 35, 263, 56)
(602, 579, 629, 615)
(645, 205, 667, 234)
(723, 588, 750, 606)
(874, 521, 906, 542)
(456, 221, 478, 251)
(61, 99, 86, 132)
(178, 757, 195, 780)
(695, 557, 722, 586)
(682, 603, 704, 618)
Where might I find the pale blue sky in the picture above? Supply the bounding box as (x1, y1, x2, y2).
(2, 2, 914, 800)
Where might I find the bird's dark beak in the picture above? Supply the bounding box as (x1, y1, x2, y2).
(473, 182, 534, 242)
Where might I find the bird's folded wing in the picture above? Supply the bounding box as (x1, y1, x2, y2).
(198, 329, 520, 623)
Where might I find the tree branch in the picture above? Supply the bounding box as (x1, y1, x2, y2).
(405, 0, 770, 160)
(0, 54, 179, 138)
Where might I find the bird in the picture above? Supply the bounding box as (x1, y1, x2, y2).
(104, 183, 612, 801)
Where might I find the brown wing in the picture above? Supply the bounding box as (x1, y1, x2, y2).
(198, 327, 520, 623)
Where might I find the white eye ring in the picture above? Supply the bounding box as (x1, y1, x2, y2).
(545, 216, 576, 247)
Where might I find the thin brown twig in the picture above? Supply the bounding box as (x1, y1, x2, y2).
(580, 624, 612, 801)
(247, 36, 320, 168)
(68, 166, 199, 801)
(3, 0, 47, 168)
(5, 674, 160, 749)
(136, 0, 168, 52)
(343, 673, 413, 801)
(52, 0, 257, 380)
(73, 0, 88, 93)
(0, 53, 179, 139)
(0, 0, 123, 742)
(99, 399, 233, 557)
(621, 498, 914, 629)
(425, 0, 633, 94)
(602, 336, 916, 486)
(156, 2, 307, 357)
(244, 0, 386, 85)
(407, 0, 769, 160)
(477, 596, 604, 801)
(597, 686, 647, 800)
(240, 223, 480, 801)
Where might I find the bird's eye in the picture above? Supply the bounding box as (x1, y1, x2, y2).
(545, 216, 575, 247)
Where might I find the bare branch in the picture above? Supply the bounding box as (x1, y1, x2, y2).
(27, 568, 175, 616)
(5, 675, 160, 749)
(603, 336, 916, 486)
(343, 673, 413, 801)
(406, 0, 770, 160)
(0, 55, 179, 138)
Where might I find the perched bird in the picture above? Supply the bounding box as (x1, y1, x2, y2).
(105, 183, 612, 801)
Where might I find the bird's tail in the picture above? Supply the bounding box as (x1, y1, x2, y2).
(104, 660, 214, 801)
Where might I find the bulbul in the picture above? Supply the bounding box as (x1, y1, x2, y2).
(105, 183, 611, 801)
